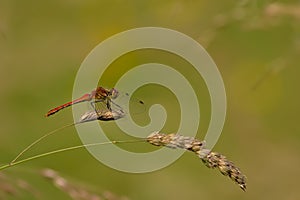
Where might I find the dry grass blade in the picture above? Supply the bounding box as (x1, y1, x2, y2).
(0, 172, 18, 197)
(147, 132, 247, 191)
(78, 109, 125, 123)
(0, 172, 41, 199)
(41, 168, 129, 200)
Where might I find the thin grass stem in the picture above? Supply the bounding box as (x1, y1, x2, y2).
(1, 139, 146, 171)
(9, 123, 76, 165)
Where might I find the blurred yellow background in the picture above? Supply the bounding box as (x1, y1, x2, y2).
(1, 1, 300, 199)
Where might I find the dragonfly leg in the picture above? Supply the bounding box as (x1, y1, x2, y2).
(111, 100, 123, 111)
(90, 99, 112, 115)
(106, 99, 113, 111)
(90, 101, 97, 112)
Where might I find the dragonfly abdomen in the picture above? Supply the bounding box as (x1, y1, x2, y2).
(45, 93, 91, 117)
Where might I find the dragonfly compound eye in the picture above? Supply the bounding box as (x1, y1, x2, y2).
(110, 88, 119, 99)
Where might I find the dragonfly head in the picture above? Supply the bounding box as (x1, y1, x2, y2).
(109, 88, 119, 99)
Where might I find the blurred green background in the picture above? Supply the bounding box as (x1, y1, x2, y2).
(1, 0, 300, 199)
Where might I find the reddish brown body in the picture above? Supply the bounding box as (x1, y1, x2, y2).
(45, 87, 118, 117)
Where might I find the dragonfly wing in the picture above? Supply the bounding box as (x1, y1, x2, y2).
(112, 92, 146, 115)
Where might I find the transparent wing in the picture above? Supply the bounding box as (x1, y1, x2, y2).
(88, 89, 145, 120)
(111, 91, 145, 116)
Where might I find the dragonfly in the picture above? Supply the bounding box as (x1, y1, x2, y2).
(45, 86, 144, 118)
